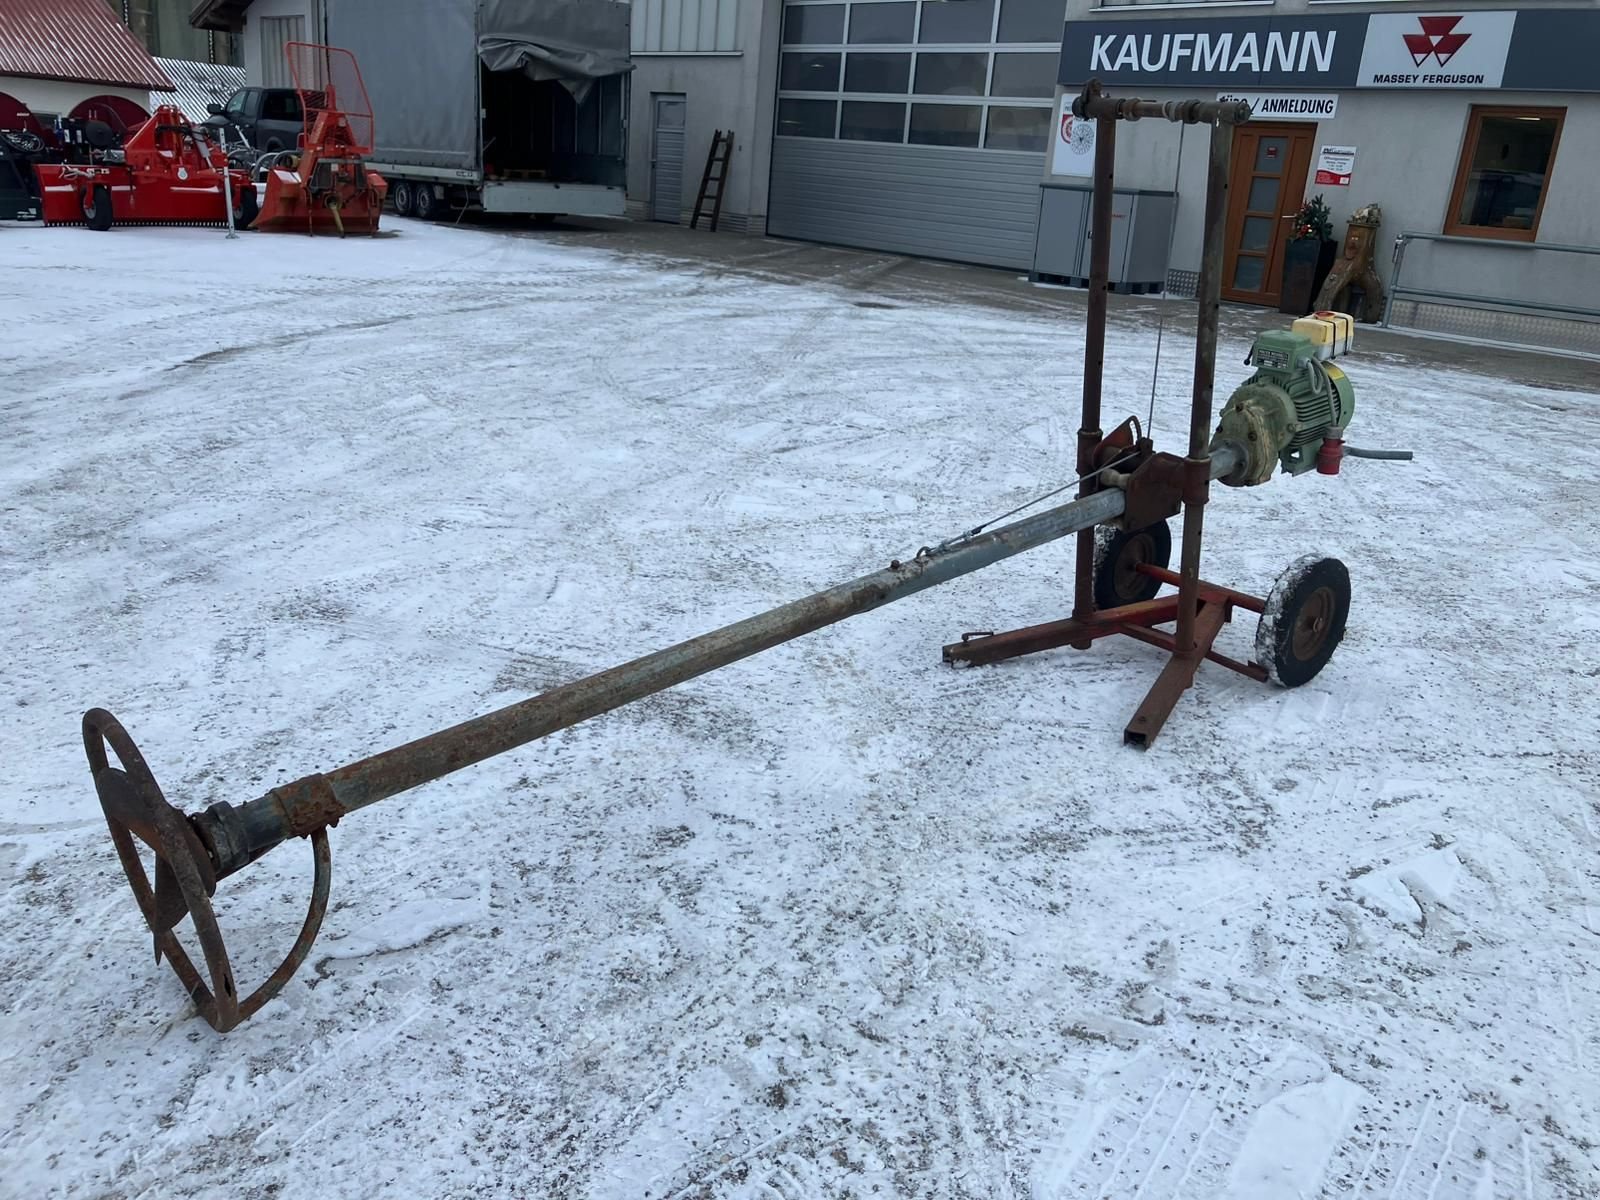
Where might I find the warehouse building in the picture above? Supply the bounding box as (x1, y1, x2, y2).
(625, 0, 1598, 353)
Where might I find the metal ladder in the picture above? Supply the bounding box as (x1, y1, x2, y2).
(690, 130, 733, 232)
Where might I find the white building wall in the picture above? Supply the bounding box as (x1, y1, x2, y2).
(1092, 87, 1599, 311)
(240, 0, 322, 86)
(1, 76, 155, 121)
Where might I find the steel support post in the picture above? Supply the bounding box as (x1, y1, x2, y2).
(1173, 120, 1233, 655)
(1073, 112, 1117, 634)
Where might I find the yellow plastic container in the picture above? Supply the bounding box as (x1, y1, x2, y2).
(1291, 311, 1355, 360)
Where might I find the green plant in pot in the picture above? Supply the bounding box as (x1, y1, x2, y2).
(1279, 193, 1339, 316)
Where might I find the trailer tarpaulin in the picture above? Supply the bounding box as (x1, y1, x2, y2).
(477, 0, 632, 103)
(326, 0, 479, 170)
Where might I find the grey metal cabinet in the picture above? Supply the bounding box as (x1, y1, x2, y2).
(1032, 184, 1176, 294)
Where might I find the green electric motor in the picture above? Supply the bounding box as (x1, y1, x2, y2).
(1212, 315, 1357, 487)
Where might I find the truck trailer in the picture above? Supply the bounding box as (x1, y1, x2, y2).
(325, 0, 630, 221)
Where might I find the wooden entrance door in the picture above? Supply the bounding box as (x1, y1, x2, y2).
(1222, 124, 1316, 306)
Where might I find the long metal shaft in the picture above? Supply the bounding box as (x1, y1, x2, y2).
(323, 485, 1128, 814)
(202, 447, 1244, 873)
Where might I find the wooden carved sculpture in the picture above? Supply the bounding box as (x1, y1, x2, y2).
(1314, 204, 1386, 322)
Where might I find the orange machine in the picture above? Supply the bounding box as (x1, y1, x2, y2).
(253, 42, 386, 236)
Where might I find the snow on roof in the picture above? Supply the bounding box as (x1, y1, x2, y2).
(0, 0, 176, 91)
(151, 56, 244, 122)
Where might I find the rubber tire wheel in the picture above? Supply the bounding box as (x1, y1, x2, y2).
(83, 183, 113, 231)
(1092, 520, 1173, 610)
(235, 184, 258, 230)
(1256, 556, 1351, 688)
(391, 179, 413, 218)
(413, 182, 439, 221)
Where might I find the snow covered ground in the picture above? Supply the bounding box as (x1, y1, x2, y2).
(1, 216, 1597, 1199)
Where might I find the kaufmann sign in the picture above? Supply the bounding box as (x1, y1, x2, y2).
(1089, 28, 1340, 77)
(1064, 16, 1366, 88)
(1059, 10, 1600, 93)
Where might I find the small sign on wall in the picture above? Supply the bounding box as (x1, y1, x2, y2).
(1050, 94, 1096, 178)
(1216, 92, 1339, 121)
(1314, 145, 1357, 186)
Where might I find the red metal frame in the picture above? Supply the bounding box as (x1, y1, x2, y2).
(944, 562, 1269, 745)
(941, 84, 1263, 749)
(285, 41, 375, 154)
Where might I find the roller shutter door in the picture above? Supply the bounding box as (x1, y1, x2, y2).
(768, 138, 1044, 270)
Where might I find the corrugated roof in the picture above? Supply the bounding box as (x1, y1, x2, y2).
(152, 56, 244, 122)
(0, 0, 176, 91)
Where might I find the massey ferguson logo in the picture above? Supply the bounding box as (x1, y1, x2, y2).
(1362, 9, 1510, 86)
(1404, 16, 1470, 67)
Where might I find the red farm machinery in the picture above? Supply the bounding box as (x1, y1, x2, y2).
(35, 105, 254, 230)
(252, 43, 386, 236)
(34, 43, 383, 236)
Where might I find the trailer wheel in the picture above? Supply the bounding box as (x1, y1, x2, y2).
(391, 179, 413, 217)
(83, 184, 113, 231)
(1255, 555, 1350, 688)
(235, 183, 259, 229)
(1092, 520, 1172, 610)
(413, 182, 439, 221)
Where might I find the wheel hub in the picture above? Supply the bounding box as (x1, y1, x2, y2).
(1113, 533, 1154, 599)
(1291, 585, 1334, 659)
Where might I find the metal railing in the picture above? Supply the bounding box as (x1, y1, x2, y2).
(1382, 232, 1600, 328)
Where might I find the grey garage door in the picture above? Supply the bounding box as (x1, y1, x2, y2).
(766, 0, 1062, 270)
(768, 138, 1046, 270)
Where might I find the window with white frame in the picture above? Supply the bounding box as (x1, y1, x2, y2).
(776, 0, 1065, 152)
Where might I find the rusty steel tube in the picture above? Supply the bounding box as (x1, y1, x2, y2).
(1073, 93, 1252, 128)
(317, 486, 1127, 815)
(1073, 113, 1117, 628)
(226, 446, 1246, 839)
(1173, 119, 1234, 655)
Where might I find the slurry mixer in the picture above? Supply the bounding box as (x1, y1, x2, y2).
(82, 83, 1405, 1032)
